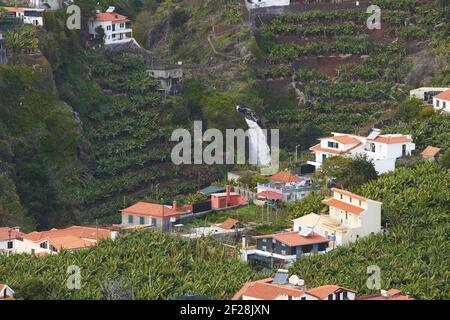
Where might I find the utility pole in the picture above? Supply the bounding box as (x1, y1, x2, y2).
(295, 145, 301, 163)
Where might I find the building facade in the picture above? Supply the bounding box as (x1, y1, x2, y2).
(308, 129, 415, 174)
(293, 188, 382, 247)
(121, 202, 181, 232)
(432, 89, 450, 112)
(88, 10, 133, 45)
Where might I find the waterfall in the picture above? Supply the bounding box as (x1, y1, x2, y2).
(236, 106, 271, 167)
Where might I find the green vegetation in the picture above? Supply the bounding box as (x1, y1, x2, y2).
(290, 162, 450, 300)
(0, 230, 254, 300)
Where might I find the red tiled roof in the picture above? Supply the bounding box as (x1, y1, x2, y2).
(331, 188, 368, 202)
(92, 12, 129, 22)
(369, 135, 412, 144)
(270, 171, 303, 183)
(357, 289, 414, 300)
(254, 231, 329, 247)
(322, 135, 361, 145)
(306, 285, 357, 299)
(232, 278, 304, 300)
(256, 191, 284, 200)
(421, 146, 441, 157)
(0, 227, 24, 241)
(3, 7, 25, 13)
(310, 144, 342, 155)
(434, 88, 450, 101)
(322, 198, 365, 215)
(217, 218, 240, 230)
(122, 202, 180, 218)
(24, 226, 112, 243)
(47, 236, 96, 251)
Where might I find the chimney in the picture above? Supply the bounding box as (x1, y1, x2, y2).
(172, 200, 177, 211)
(13, 226, 21, 232)
(226, 185, 231, 206)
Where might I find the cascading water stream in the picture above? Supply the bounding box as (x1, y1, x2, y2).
(236, 106, 271, 167)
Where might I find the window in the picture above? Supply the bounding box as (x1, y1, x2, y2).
(7, 241, 13, 249)
(343, 291, 348, 299)
(371, 143, 376, 152)
(443, 101, 447, 109)
(40, 242, 47, 249)
(107, 25, 111, 31)
(151, 218, 157, 226)
(322, 154, 327, 161)
(128, 215, 134, 224)
(349, 197, 352, 203)
(327, 294, 333, 300)
(402, 144, 407, 156)
(139, 216, 145, 225)
(340, 194, 343, 200)
(327, 141, 339, 149)
(436, 100, 440, 107)
(301, 297, 306, 300)
(120, 23, 124, 28)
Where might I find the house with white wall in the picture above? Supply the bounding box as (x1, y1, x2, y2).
(308, 129, 415, 174)
(292, 188, 382, 247)
(244, 0, 290, 10)
(256, 171, 318, 203)
(232, 269, 357, 300)
(3, 7, 44, 26)
(121, 201, 181, 232)
(1, 226, 117, 255)
(88, 7, 134, 45)
(410, 87, 449, 103)
(432, 89, 450, 112)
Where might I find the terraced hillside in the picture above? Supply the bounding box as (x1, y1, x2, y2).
(74, 52, 226, 224)
(252, 0, 449, 150)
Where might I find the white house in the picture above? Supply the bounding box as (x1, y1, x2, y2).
(232, 269, 357, 300)
(120, 202, 181, 232)
(3, 7, 44, 26)
(308, 129, 415, 174)
(1, 226, 117, 255)
(88, 8, 134, 45)
(0, 284, 15, 299)
(256, 171, 318, 203)
(432, 89, 450, 112)
(292, 188, 382, 247)
(409, 87, 449, 103)
(244, 0, 290, 10)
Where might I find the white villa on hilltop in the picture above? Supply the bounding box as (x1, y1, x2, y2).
(88, 7, 134, 45)
(308, 129, 415, 174)
(292, 188, 382, 247)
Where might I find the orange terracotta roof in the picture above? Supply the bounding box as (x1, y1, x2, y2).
(306, 285, 357, 299)
(0, 227, 24, 241)
(232, 278, 304, 300)
(357, 289, 414, 300)
(254, 231, 328, 247)
(217, 218, 240, 230)
(421, 146, 441, 157)
(269, 171, 303, 183)
(92, 12, 130, 22)
(122, 202, 180, 218)
(322, 135, 361, 145)
(310, 144, 342, 155)
(322, 198, 365, 215)
(331, 188, 367, 202)
(434, 88, 450, 101)
(256, 191, 284, 200)
(24, 226, 112, 243)
(369, 135, 412, 144)
(3, 7, 25, 13)
(47, 236, 96, 251)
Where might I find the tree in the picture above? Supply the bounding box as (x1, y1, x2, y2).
(94, 26, 106, 44)
(289, 192, 326, 219)
(318, 155, 378, 190)
(439, 149, 450, 169)
(396, 98, 424, 122)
